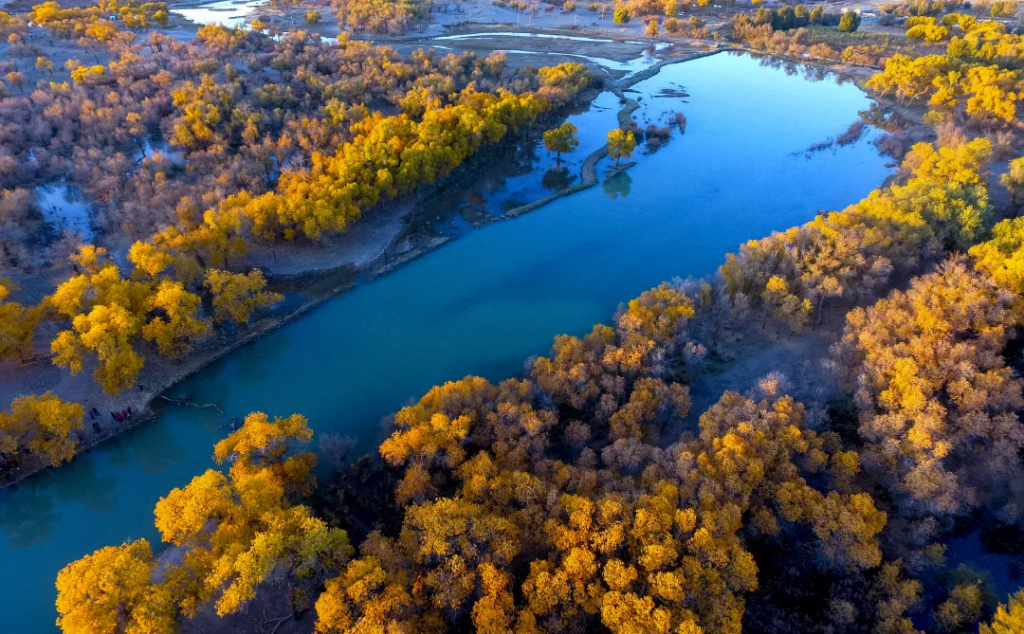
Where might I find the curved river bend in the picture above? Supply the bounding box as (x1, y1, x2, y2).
(0, 53, 891, 633)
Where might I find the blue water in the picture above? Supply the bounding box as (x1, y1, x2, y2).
(417, 89, 623, 234)
(0, 52, 890, 633)
(946, 531, 1024, 601)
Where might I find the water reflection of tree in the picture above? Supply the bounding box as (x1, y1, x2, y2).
(803, 65, 829, 83)
(603, 172, 632, 200)
(54, 455, 119, 511)
(755, 53, 840, 85)
(542, 167, 577, 192)
(404, 137, 542, 234)
(0, 485, 57, 546)
(127, 419, 189, 475)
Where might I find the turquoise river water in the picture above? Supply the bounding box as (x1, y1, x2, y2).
(0, 52, 891, 632)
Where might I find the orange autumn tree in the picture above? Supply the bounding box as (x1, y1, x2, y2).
(156, 412, 350, 617)
(204, 269, 282, 325)
(314, 276, 887, 634)
(47, 246, 212, 394)
(57, 409, 350, 633)
(55, 539, 177, 634)
(142, 280, 211, 358)
(833, 257, 1024, 517)
(48, 247, 152, 394)
(0, 391, 83, 466)
(316, 376, 887, 634)
(0, 279, 41, 363)
(982, 590, 1024, 634)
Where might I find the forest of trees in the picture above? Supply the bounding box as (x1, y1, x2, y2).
(0, 0, 595, 476)
(51, 131, 1024, 633)
(0, 0, 1022, 632)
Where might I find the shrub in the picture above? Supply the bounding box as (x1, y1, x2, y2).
(839, 10, 861, 32)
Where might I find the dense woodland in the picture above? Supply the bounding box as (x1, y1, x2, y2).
(0, 0, 594, 473)
(52, 140, 1024, 634)
(0, 0, 1023, 632)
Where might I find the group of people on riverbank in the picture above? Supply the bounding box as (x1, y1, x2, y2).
(107, 408, 133, 424)
(84, 406, 134, 432)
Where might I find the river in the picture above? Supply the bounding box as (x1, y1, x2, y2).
(0, 52, 891, 633)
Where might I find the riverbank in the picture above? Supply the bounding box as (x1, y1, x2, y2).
(0, 45, 727, 489)
(1, 0, 919, 487)
(0, 49, 897, 634)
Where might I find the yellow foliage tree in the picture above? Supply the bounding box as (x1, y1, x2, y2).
(55, 539, 177, 634)
(834, 257, 1024, 516)
(607, 128, 636, 165)
(154, 412, 348, 617)
(981, 590, 1024, 634)
(52, 303, 145, 395)
(0, 391, 83, 466)
(142, 280, 211, 358)
(204, 268, 282, 325)
(0, 279, 41, 363)
(49, 247, 152, 395)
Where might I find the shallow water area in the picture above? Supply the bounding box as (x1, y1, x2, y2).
(35, 184, 95, 241)
(0, 52, 891, 633)
(436, 31, 616, 42)
(433, 31, 671, 48)
(944, 531, 1022, 601)
(172, 0, 266, 28)
(500, 47, 661, 76)
(413, 90, 623, 234)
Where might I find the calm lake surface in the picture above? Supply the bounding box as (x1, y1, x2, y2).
(0, 52, 891, 633)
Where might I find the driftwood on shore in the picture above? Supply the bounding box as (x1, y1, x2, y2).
(157, 394, 225, 417)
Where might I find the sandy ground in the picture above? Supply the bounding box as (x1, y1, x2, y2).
(244, 198, 408, 276)
(0, 192, 445, 486)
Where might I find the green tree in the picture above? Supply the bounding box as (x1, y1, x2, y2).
(839, 10, 861, 32)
